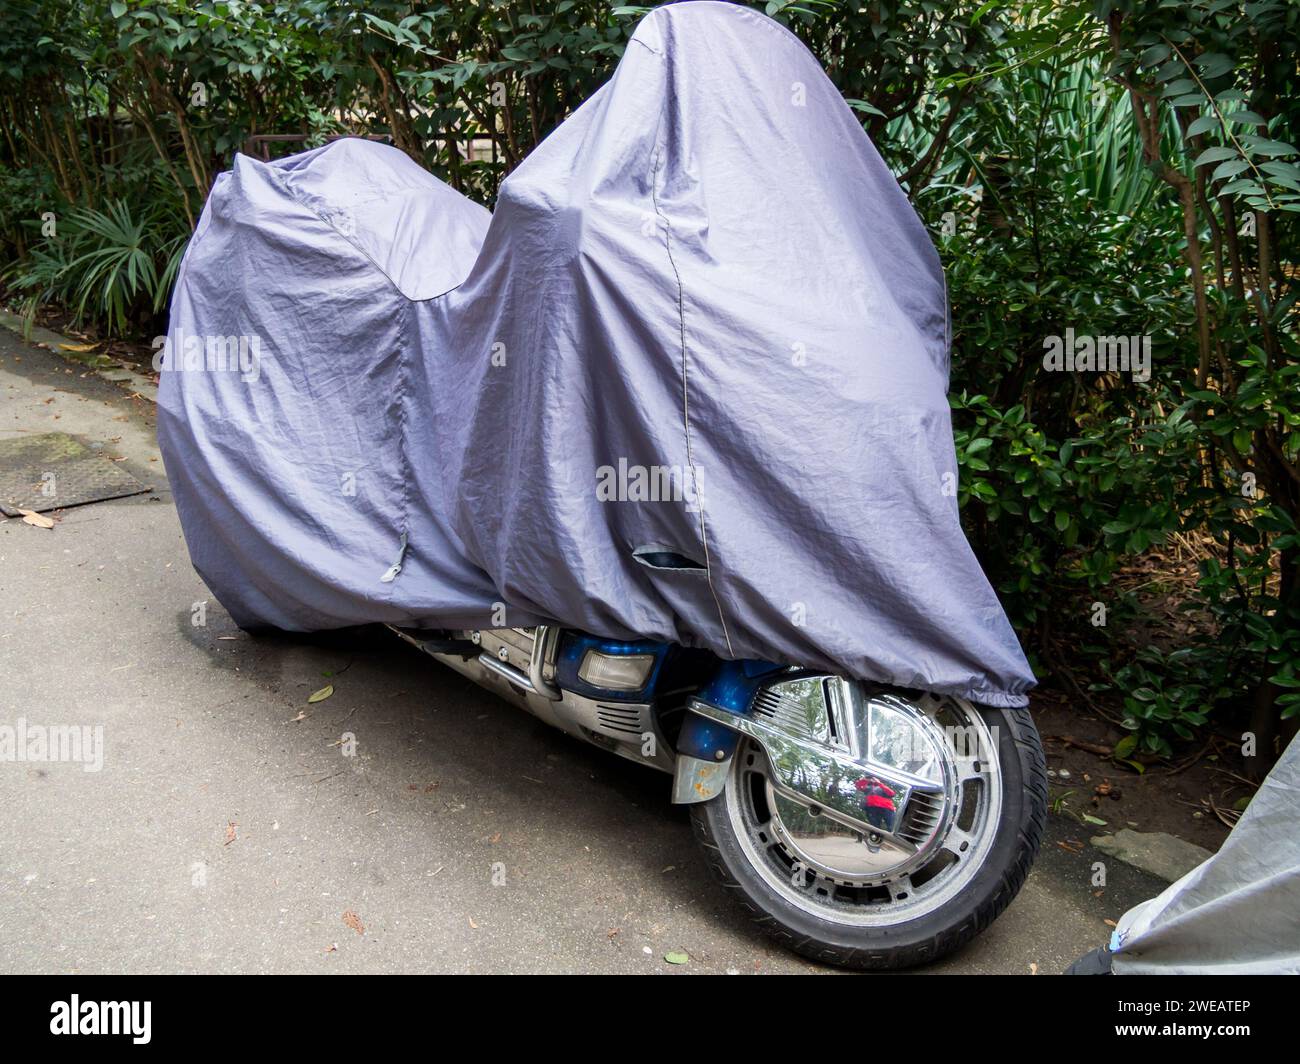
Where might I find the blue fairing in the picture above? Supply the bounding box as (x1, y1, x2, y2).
(693, 659, 788, 714)
(556, 632, 784, 713)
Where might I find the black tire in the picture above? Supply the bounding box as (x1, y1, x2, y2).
(690, 704, 1047, 970)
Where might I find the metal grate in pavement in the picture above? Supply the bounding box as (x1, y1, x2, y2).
(0, 432, 149, 516)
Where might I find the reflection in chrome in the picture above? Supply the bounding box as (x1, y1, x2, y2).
(695, 678, 1002, 925)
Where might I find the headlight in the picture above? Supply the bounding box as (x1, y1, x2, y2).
(578, 650, 655, 691)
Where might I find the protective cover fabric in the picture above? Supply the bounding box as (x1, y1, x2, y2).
(157, 1, 1035, 707)
(1110, 732, 1300, 974)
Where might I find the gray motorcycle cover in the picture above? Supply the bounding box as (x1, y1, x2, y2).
(1110, 732, 1300, 974)
(158, 1, 1035, 708)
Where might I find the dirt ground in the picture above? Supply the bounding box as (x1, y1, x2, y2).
(1031, 684, 1245, 853)
(15, 301, 160, 373)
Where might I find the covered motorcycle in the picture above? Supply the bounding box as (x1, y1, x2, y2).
(159, 1, 1043, 968)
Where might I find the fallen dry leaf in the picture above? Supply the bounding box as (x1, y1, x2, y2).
(307, 684, 334, 704)
(59, 342, 98, 353)
(342, 910, 365, 935)
(17, 509, 55, 529)
(1104, 918, 1118, 928)
(468, 916, 478, 929)
(224, 822, 237, 846)
(488, 832, 501, 844)
(324, 943, 337, 953)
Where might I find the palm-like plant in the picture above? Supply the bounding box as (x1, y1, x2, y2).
(63, 200, 160, 335)
(7, 195, 189, 337)
(887, 58, 1178, 223)
(4, 235, 76, 338)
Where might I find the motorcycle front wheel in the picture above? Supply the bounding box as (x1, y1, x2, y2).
(690, 695, 1046, 970)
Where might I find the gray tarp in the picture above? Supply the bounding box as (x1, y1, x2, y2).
(157, 1, 1035, 708)
(1110, 733, 1300, 974)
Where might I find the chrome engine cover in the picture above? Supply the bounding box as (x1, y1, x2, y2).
(393, 625, 675, 773)
(687, 676, 970, 882)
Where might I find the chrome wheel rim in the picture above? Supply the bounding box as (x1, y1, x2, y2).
(724, 691, 1003, 927)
